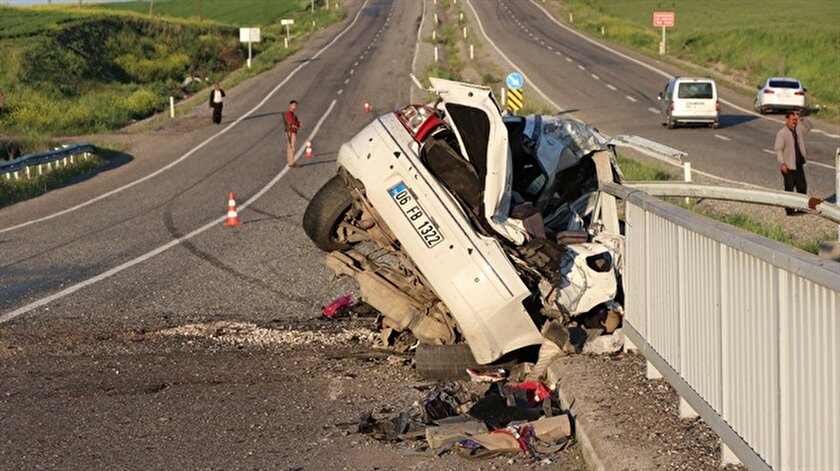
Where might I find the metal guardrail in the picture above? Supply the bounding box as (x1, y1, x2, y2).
(603, 181, 839, 470)
(0, 143, 96, 180)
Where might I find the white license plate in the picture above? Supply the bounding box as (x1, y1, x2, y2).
(687, 102, 704, 109)
(388, 182, 444, 248)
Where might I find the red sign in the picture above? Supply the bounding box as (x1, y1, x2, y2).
(653, 11, 675, 27)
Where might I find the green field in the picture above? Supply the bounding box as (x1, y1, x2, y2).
(98, 0, 309, 25)
(550, 0, 840, 118)
(0, 1, 342, 137)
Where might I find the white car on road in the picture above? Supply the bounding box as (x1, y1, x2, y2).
(754, 77, 806, 114)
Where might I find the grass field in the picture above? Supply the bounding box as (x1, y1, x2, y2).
(97, 0, 310, 26)
(549, 0, 840, 119)
(0, 0, 342, 137)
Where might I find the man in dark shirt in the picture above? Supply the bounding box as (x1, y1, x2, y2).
(774, 110, 812, 215)
(283, 100, 303, 168)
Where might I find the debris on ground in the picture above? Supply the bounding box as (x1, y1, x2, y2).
(155, 321, 377, 348)
(322, 294, 353, 319)
(354, 375, 574, 463)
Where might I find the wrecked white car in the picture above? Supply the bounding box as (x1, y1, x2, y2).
(303, 78, 624, 366)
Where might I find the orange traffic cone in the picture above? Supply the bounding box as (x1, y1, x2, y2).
(363, 100, 371, 113)
(304, 139, 314, 159)
(224, 192, 242, 227)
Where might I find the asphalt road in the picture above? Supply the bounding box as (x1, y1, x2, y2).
(0, 0, 836, 468)
(466, 0, 839, 198)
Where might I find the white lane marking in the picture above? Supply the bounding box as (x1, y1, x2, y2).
(349, 69, 354, 75)
(337, 89, 343, 95)
(354, 61, 358, 66)
(464, 0, 565, 112)
(0, 0, 372, 235)
(762, 149, 775, 154)
(410, 0, 427, 102)
(606, 84, 617, 91)
(813, 129, 826, 135)
(547, 45, 553, 50)
(714, 134, 731, 141)
(0, 100, 339, 325)
(591, 74, 599, 80)
(555, 51, 562, 56)
(565, 57, 572, 62)
(808, 161, 835, 170)
(526, 0, 790, 126)
(826, 133, 840, 139)
(577, 64, 585, 70)
(647, 107, 659, 114)
(344, 78, 350, 84)
(540, 41, 545, 46)
(625, 95, 637, 103)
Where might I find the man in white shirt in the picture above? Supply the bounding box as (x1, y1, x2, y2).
(209, 83, 226, 124)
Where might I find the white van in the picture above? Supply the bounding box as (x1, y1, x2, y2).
(658, 77, 719, 129)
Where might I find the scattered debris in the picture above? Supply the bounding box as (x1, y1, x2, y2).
(322, 294, 352, 320)
(156, 321, 376, 348)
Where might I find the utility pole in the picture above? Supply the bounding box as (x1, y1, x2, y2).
(311, 0, 315, 14)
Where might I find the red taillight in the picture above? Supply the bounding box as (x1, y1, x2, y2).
(763, 89, 775, 94)
(795, 91, 805, 96)
(670, 102, 674, 111)
(716, 101, 720, 112)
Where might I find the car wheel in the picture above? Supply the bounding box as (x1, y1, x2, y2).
(712, 121, 720, 129)
(415, 343, 519, 380)
(302, 175, 356, 252)
(754, 98, 760, 112)
(667, 119, 676, 129)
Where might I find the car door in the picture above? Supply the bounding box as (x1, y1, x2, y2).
(429, 77, 526, 245)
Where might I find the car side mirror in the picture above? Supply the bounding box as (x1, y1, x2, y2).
(657, 93, 662, 100)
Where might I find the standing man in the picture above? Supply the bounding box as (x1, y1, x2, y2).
(774, 110, 812, 215)
(209, 83, 225, 124)
(283, 100, 303, 168)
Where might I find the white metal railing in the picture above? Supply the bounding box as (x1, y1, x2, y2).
(0, 143, 95, 181)
(603, 182, 840, 470)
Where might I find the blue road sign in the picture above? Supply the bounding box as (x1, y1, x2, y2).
(506, 72, 524, 90)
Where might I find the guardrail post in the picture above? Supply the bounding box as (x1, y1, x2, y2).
(25, 166, 30, 179)
(13, 171, 18, 180)
(38, 164, 43, 176)
(678, 396, 698, 419)
(721, 442, 743, 467)
(683, 162, 692, 205)
(70, 155, 74, 164)
(646, 361, 662, 380)
(470, 44, 474, 60)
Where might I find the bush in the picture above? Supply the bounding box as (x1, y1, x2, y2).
(122, 87, 162, 118)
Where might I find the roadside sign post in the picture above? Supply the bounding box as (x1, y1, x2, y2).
(505, 73, 524, 114)
(653, 11, 674, 55)
(280, 19, 294, 42)
(239, 28, 261, 68)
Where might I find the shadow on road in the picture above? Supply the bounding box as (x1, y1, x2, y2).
(718, 114, 759, 129)
(242, 111, 283, 122)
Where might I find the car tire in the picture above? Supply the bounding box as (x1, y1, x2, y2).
(302, 175, 355, 252)
(712, 121, 720, 129)
(415, 343, 518, 380)
(667, 119, 676, 129)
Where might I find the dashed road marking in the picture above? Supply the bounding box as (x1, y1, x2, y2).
(591, 74, 599, 80)
(354, 61, 358, 66)
(555, 51, 562, 56)
(763, 149, 775, 155)
(337, 89, 343, 95)
(606, 84, 617, 91)
(565, 57, 572, 62)
(344, 78, 350, 84)
(714, 134, 731, 141)
(647, 107, 659, 114)
(540, 41, 545, 46)
(625, 95, 637, 103)
(349, 69, 354, 75)
(547, 45, 553, 50)
(577, 64, 585, 70)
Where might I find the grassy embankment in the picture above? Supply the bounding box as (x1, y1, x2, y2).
(0, 1, 343, 206)
(546, 0, 840, 121)
(617, 156, 831, 254)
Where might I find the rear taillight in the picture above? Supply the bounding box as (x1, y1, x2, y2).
(763, 89, 775, 94)
(670, 102, 674, 111)
(795, 91, 805, 96)
(716, 101, 720, 112)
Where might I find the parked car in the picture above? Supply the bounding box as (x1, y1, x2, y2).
(754, 77, 806, 114)
(658, 77, 719, 129)
(303, 79, 625, 366)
